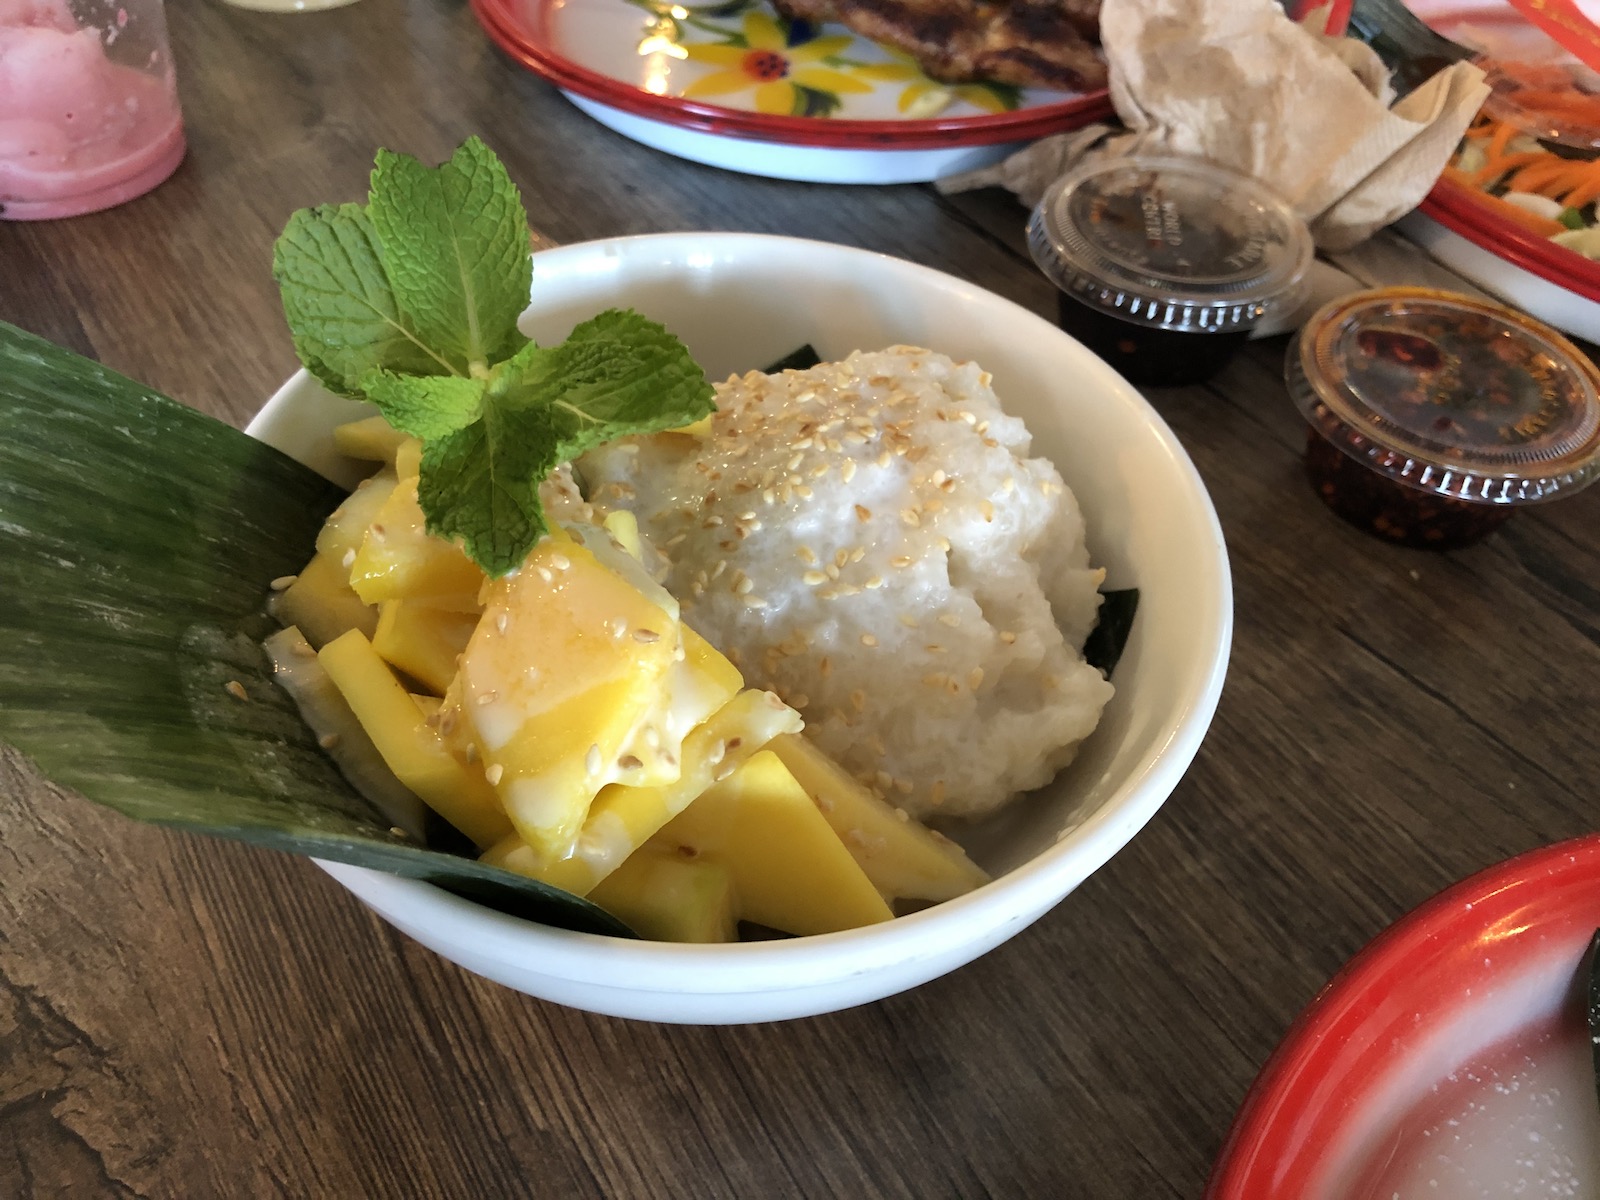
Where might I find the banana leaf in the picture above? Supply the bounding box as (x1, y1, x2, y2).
(0, 320, 632, 938)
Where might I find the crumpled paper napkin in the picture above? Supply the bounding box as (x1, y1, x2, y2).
(939, 0, 1489, 253)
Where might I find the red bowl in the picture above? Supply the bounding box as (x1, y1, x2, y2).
(1206, 834, 1600, 1198)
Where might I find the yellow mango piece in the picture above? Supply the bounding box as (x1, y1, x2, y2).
(318, 629, 510, 849)
(347, 477, 484, 610)
(770, 734, 989, 903)
(315, 470, 398, 564)
(484, 688, 803, 895)
(372, 600, 480, 695)
(458, 537, 679, 863)
(272, 550, 378, 649)
(602, 510, 642, 561)
(333, 416, 410, 465)
(587, 844, 738, 943)
(658, 751, 893, 937)
(395, 437, 422, 483)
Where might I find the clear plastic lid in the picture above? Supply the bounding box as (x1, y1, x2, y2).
(1287, 287, 1600, 505)
(1027, 154, 1314, 334)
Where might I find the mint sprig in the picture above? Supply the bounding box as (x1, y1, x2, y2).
(272, 138, 715, 577)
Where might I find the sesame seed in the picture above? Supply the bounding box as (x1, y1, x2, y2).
(787, 453, 804, 471)
(923, 672, 945, 687)
(743, 595, 768, 609)
(825, 563, 840, 580)
(926, 644, 945, 654)
(906, 445, 928, 463)
(617, 754, 643, 771)
(860, 633, 877, 647)
(341, 549, 356, 569)
(891, 556, 912, 569)
(549, 553, 571, 570)
(1000, 630, 1017, 644)
(476, 691, 497, 706)
(496, 612, 509, 634)
(708, 738, 727, 765)
(585, 744, 602, 778)
(841, 459, 857, 483)
(797, 546, 817, 565)
(818, 656, 832, 677)
(369, 524, 387, 544)
(850, 547, 866, 562)
(931, 781, 946, 807)
(269, 575, 297, 591)
(894, 806, 910, 823)
(850, 690, 867, 713)
(968, 668, 985, 689)
(735, 577, 754, 595)
(632, 628, 661, 643)
(485, 763, 504, 785)
(537, 567, 554, 583)
(854, 504, 871, 522)
(865, 576, 884, 589)
(795, 485, 813, 500)
(895, 778, 913, 795)
(899, 614, 919, 628)
(877, 450, 892, 468)
(790, 694, 809, 709)
(803, 570, 828, 586)
(714, 761, 736, 782)
(711, 560, 727, 579)
(464, 743, 478, 764)
(900, 508, 921, 527)
(224, 680, 248, 701)
(930, 470, 946, 487)
(938, 537, 952, 552)
(939, 613, 961, 627)
(318, 732, 340, 750)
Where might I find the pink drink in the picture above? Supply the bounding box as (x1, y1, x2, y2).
(0, 0, 185, 220)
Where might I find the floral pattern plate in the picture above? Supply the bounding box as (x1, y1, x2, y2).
(470, 0, 1112, 183)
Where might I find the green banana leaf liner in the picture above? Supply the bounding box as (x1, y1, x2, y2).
(0, 320, 633, 938)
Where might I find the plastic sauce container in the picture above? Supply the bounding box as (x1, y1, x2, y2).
(1027, 155, 1313, 387)
(1286, 287, 1600, 550)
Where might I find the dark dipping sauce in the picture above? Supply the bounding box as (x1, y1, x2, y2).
(1056, 293, 1250, 386)
(1287, 287, 1600, 552)
(1028, 154, 1312, 388)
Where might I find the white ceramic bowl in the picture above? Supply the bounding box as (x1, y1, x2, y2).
(246, 232, 1232, 1024)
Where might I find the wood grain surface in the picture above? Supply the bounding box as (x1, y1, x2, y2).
(4, 2, 1598, 1197)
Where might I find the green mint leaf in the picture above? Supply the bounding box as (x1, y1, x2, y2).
(272, 203, 458, 394)
(501, 309, 715, 461)
(417, 403, 562, 578)
(362, 371, 485, 441)
(367, 138, 532, 375)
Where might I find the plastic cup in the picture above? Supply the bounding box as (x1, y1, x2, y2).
(0, 0, 186, 220)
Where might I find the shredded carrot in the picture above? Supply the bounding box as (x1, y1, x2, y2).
(1454, 115, 1600, 211)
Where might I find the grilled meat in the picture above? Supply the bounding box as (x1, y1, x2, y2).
(771, 0, 1107, 93)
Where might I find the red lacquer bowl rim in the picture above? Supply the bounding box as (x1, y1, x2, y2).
(1205, 833, 1600, 1198)
(470, 0, 1114, 149)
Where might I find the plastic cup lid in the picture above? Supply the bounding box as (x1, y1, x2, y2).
(1027, 154, 1314, 333)
(1288, 287, 1600, 504)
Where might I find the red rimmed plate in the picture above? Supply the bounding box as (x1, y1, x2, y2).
(1206, 834, 1600, 1199)
(1351, 0, 1600, 341)
(470, 0, 1112, 183)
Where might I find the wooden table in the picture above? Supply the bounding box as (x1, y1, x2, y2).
(5, 3, 1598, 1196)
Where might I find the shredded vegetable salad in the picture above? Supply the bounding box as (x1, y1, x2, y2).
(1444, 59, 1600, 260)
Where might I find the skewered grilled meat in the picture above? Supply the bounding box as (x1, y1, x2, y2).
(771, 0, 1108, 93)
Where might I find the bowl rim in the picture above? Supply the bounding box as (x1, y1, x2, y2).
(1204, 831, 1600, 1198)
(250, 229, 1233, 989)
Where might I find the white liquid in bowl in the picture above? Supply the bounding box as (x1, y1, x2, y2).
(1355, 1020, 1600, 1199)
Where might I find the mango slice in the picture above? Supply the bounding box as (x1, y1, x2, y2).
(318, 629, 510, 849)
(658, 750, 893, 937)
(588, 844, 738, 943)
(332, 416, 411, 465)
(482, 687, 801, 895)
(457, 537, 680, 863)
(372, 600, 480, 696)
(347, 477, 484, 610)
(272, 550, 378, 649)
(770, 733, 989, 903)
(315, 469, 398, 565)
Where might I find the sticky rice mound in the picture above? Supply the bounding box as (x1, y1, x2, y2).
(579, 346, 1113, 820)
